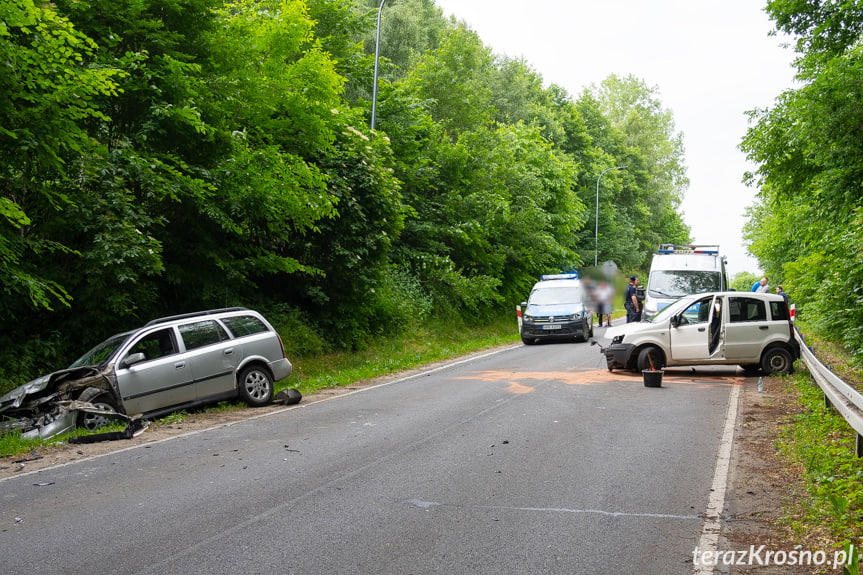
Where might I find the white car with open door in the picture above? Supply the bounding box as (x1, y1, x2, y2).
(602, 291, 799, 375)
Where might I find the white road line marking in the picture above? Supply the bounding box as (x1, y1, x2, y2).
(693, 383, 741, 574)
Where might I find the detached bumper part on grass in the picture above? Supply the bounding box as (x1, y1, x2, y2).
(274, 388, 302, 405)
(69, 417, 148, 444)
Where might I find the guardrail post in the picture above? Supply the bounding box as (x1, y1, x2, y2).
(858, 434, 863, 458)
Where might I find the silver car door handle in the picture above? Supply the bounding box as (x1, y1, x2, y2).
(759, 326, 769, 330)
(224, 348, 234, 355)
(697, 327, 706, 332)
(175, 361, 186, 369)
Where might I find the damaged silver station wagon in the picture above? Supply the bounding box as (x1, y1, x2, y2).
(0, 308, 293, 439)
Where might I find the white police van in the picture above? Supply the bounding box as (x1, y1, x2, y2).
(520, 274, 594, 345)
(641, 244, 728, 321)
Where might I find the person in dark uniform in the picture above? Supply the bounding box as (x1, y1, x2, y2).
(625, 275, 641, 323)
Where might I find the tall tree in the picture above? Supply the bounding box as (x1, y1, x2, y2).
(401, 24, 495, 136)
(0, 0, 125, 317)
(584, 75, 691, 268)
(742, 1, 863, 359)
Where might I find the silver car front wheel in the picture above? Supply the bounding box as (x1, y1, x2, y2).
(77, 394, 119, 432)
(238, 365, 274, 406)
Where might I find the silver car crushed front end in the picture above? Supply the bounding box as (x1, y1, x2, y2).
(0, 366, 124, 439)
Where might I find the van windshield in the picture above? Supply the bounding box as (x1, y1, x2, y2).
(648, 271, 721, 298)
(529, 287, 583, 305)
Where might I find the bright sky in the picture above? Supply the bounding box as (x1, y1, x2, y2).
(432, 0, 797, 277)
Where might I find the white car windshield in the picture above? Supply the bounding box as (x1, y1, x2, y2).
(529, 287, 583, 305)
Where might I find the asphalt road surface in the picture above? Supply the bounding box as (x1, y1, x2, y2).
(1, 329, 741, 574)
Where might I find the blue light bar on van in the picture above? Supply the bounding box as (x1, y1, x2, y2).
(657, 244, 720, 255)
(540, 273, 579, 280)
(657, 248, 719, 255)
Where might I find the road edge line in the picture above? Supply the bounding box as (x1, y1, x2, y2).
(693, 382, 741, 574)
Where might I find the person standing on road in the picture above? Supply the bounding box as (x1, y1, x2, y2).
(596, 280, 613, 327)
(625, 275, 641, 323)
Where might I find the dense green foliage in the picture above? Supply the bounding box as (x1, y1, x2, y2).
(778, 363, 863, 549)
(730, 271, 760, 292)
(0, 0, 690, 391)
(742, 0, 863, 362)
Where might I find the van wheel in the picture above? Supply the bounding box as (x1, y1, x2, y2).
(521, 335, 537, 345)
(77, 394, 119, 432)
(238, 365, 274, 406)
(761, 347, 793, 375)
(636, 346, 665, 372)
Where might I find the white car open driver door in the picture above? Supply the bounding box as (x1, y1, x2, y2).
(669, 295, 716, 361)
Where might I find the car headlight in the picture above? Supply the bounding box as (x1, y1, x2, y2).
(524, 313, 534, 321)
(612, 335, 624, 345)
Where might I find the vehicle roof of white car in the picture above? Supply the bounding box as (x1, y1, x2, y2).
(686, 291, 783, 299)
(651, 290, 785, 317)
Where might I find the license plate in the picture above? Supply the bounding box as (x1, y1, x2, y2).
(542, 324, 562, 330)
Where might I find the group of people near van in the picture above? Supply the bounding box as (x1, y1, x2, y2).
(751, 275, 789, 303)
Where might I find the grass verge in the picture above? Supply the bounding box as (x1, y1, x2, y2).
(774, 329, 863, 570)
(275, 315, 520, 396)
(0, 421, 129, 458)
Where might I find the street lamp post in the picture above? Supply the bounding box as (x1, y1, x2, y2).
(594, 165, 628, 267)
(370, 0, 386, 130)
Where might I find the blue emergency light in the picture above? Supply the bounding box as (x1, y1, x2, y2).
(657, 244, 719, 255)
(540, 273, 579, 280)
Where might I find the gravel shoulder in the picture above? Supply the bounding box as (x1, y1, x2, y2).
(720, 374, 816, 574)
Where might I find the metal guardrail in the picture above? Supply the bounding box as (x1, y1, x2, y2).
(796, 328, 863, 457)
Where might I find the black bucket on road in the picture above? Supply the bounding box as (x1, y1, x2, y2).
(642, 370, 663, 388)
